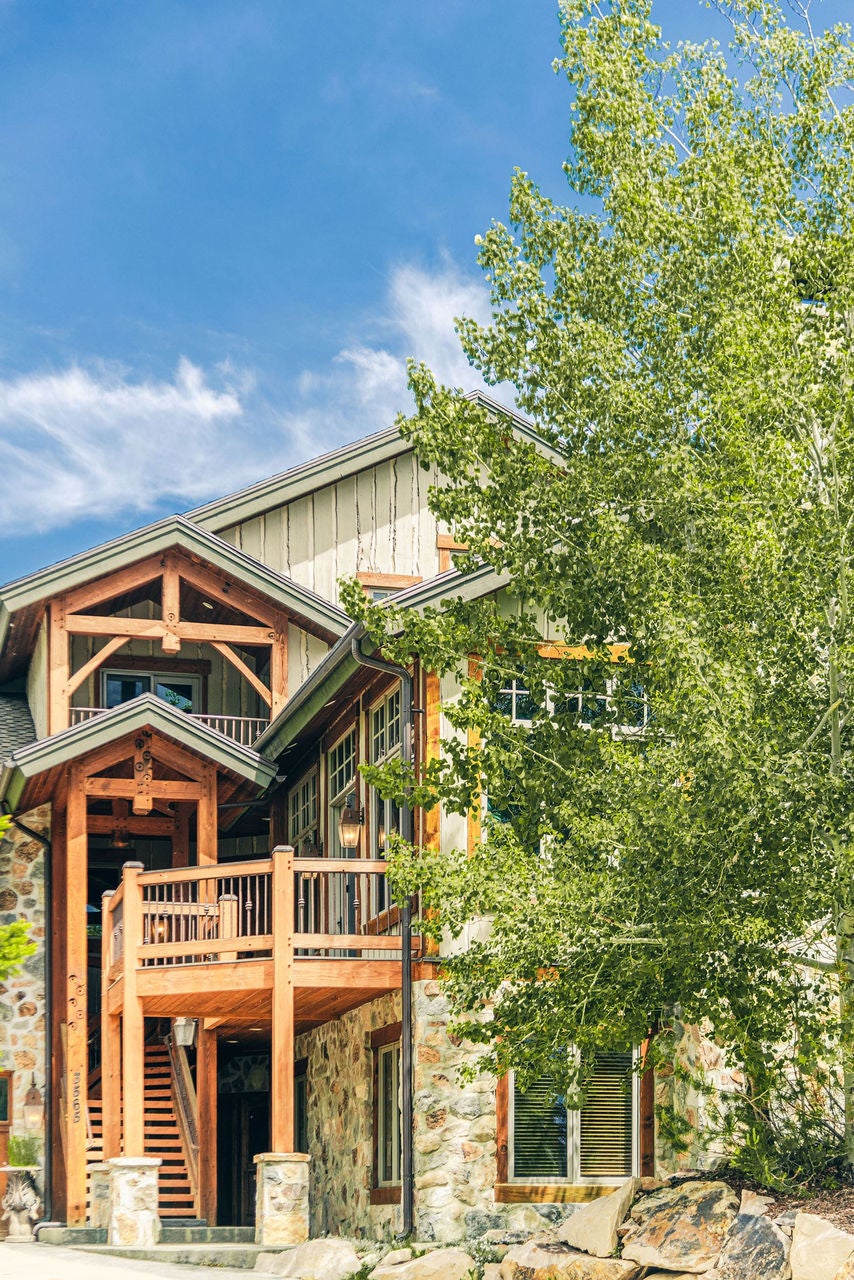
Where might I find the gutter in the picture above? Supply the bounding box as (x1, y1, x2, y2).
(349, 631, 415, 1239)
(2, 804, 52, 1221)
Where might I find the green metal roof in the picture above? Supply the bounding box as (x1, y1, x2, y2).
(0, 513, 349, 655)
(0, 693, 277, 810)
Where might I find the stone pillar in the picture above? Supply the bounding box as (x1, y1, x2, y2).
(254, 1152, 310, 1246)
(107, 1156, 161, 1247)
(87, 1162, 110, 1230)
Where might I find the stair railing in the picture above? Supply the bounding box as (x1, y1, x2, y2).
(165, 1030, 200, 1210)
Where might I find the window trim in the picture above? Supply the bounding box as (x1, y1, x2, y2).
(495, 1047, 655, 1195)
(370, 1022, 402, 1204)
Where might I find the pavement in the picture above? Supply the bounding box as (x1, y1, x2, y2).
(0, 1244, 260, 1280)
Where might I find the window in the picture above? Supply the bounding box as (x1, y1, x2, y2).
(327, 728, 357, 857)
(295, 1060, 308, 1155)
(102, 669, 201, 713)
(371, 1023, 402, 1198)
(370, 688, 402, 915)
(509, 1052, 637, 1184)
(494, 679, 539, 724)
(494, 673, 649, 735)
(289, 770, 318, 855)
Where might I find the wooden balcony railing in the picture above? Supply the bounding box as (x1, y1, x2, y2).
(102, 848, 413, 978)
(69, 706, 269, 746)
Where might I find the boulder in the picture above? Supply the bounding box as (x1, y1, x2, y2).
(262, 1237, 362, 1280)
(739, 1190, 774, 1217)
(790, 1213, 854, 1280)
(499, 1240, 641, 1279)
(556, 1180, 639, 1258)
(621, 1179, 738, 1274)
(716, 1212, 790, 1280)
(369, 1247, 476, 1280)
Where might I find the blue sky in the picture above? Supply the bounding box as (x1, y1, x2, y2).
(0, 0, 849, 580)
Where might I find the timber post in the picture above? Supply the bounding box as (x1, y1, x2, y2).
(100, 890, 121, 1162)
(271, 845, 295, 1153)
(120, 861, 145, 1158)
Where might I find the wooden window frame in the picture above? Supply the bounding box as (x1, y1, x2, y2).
(94, 657, 211, 714)
(370, 1022, 402, 1205)
(0, 1070, 12, 1130)
(494, 1049, 655, 1201)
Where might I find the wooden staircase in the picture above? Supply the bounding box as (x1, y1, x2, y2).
(88, 1041, 197, 1219)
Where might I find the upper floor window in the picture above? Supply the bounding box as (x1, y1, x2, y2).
(327, 728, 357, 856)
(102, 669, 201, 714)
(494, 674, 649, 734)
(289, 770, 318, 855)
(510, 1051, 637, 1184)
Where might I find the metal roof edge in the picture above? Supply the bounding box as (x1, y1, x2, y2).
(0, 514, 349, 639)
(186, 425, 411, 532)
(8, 694, 277, 787)
(254, 624, 362, 759)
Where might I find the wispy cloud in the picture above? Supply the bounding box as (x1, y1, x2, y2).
(0, 259, 510, 535)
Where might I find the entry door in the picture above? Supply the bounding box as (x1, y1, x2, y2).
(217, 1094, 269, 1225)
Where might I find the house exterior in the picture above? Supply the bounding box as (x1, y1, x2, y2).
(0, 396, 712, 1244)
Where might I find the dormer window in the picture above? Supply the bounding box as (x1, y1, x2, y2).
(102, 669, 201, 714)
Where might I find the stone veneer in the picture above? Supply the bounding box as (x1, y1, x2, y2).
(0, 805, 48, 1142)
(296, 977, 577, 1244)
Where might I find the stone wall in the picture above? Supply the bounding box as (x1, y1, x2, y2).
(297, 978, 576, 1244)
(654, 1019, 737, 1172)
(0, 804, 48, 1141)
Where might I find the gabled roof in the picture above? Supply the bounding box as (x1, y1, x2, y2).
(185, 392, 556, 535)
(0, 514, 349, 682)
(0, 693, 277, 810)
(255, 563, 515, 761)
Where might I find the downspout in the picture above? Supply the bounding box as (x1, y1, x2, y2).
(2, 804, 53, 1221)
(350, 632, 415, 1238)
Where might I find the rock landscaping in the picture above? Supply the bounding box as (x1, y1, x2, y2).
(251, 1174, 854, 1280)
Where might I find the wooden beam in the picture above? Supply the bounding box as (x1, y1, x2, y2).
(175, 555, 278, 628)
(65, 635, 128, 699)
(74, 737, 134, 778)
(62, 554, 165, 617)
(147, 730, 206, 782)
(197, 1027, 218, 1224)
(269, 620, 288, 717)
(87, 813, 177, 837)
(210, 641, 272, 708)
(48, 599, 69, 736)
(85, 777, 202, 801)
(175, 621, 274, 646)
(101, 890, 121, 1161)
(271, 846, 295, 1152)
(65, 615, 167, 639)
(66, 614, 275, 646)
(121, 862, 145, 1156)
(161, 553, 181, 655)
(63, 763, 88, 1224)
(173, 804, 191, 868)
(196, 763, 218, 865)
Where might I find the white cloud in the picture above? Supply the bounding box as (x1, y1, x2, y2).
(0, 259, 512, 535)
(0, 358, 261, 533)
(279, 258, 510, 446)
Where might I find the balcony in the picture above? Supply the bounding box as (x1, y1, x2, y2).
(69, 706, 270, 746)
(102, 848, 419, 1030)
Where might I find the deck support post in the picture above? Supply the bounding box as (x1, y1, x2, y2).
(197, 1024, 218, 1225)
(253, 1152, 309, 1247)
(63, 764, 88, 1225)
(271, 846, 295, 1154)
(101, 889, 121, 1162)
(121, 862, 146, 1159)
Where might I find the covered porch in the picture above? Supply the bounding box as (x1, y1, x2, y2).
(100, 847, 417, 1224)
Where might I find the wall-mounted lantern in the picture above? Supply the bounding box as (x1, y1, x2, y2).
(22, 1075, 43, 1131)
(173, 1017, 197, 1049)
(337, 797, 364, 850)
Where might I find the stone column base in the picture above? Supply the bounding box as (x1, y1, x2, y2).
(107, 1157, 161, 1247)
(87, 1162, 110, 1230)
(254, 1152, 310, 1246)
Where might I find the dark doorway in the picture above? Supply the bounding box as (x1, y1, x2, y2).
(217, 1049, 270, 1226)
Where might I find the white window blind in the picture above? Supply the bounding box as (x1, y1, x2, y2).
(511, 1050, 636, 1183)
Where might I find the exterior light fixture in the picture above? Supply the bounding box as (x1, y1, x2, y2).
(173, 1017, 197, 1049)
(337, 798, 363, 850)
(22, 1075, 43, 1130)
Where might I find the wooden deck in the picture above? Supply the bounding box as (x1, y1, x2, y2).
(100, 847, 418, 1162)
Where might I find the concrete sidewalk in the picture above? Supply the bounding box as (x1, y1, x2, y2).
(0, 1243, 261, 1280)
